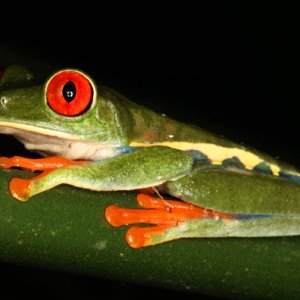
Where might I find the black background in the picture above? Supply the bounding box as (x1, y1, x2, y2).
(1, 2, 300, 299)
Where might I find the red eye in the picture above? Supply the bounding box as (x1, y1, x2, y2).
(46, 70, 94, 116)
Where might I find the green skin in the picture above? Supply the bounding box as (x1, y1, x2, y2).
(1, 65, 300, 247)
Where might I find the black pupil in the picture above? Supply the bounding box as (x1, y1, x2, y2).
(62, 81, 76, 102)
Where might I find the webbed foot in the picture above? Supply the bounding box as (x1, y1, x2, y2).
(0, 156, 89, 171)
(0, 156, 90, 201)
(105, 193, 231, 248)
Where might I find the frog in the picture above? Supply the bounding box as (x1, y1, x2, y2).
(0, 65, 300, 248)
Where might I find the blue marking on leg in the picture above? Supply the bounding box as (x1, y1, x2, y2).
(186, 150, 210, 163)
(235, 214, 272, 220)
(222, 156, 245, 168)
(116, 146, 139, 155)
(279, 171, 300, 183)
(253, 162, 273, 175)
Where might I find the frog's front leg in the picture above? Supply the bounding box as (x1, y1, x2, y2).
(0, 156, 90, 171)
(3, 146, 193, 201)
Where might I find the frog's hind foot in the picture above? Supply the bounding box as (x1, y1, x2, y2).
(105, 193, 229, 248)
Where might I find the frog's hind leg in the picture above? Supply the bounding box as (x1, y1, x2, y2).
(105, 168, 300, 248)
(105, 193, 233, 248)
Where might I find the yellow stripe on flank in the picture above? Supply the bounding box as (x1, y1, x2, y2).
(130, 141, 281, 176)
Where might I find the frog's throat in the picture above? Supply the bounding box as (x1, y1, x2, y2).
(0, 123, 120, 160)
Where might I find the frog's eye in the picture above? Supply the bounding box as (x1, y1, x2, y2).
(46, 70, 94, 116)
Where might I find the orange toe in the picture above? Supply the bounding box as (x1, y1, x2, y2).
(105, 205, 179, 226)
(9, 178, 31, 201)
(126, 225, 170, 248)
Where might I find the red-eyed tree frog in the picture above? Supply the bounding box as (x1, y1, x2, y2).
(0, 65, 300, 248)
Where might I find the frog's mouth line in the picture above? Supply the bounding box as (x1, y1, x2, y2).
(0, 121, 100, 140)
(0, 122, 120, 161)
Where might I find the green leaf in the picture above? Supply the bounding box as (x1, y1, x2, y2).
(0, 168, 299, 299)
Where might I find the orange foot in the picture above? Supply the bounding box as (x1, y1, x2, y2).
(0, 156, 91, 201)
(0, 156, 89, 171)
(105, 193, 232, 248)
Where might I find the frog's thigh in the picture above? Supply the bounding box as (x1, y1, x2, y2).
(11, 146, 193, 201)
(166, 169, 300, 215)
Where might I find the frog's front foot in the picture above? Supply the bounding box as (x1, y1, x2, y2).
(0, 156, 91, 201)
(0, 156, 89, 171)
(105, 193, 231, 248)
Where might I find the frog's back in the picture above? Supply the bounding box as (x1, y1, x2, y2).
(102, 85, 300, 183)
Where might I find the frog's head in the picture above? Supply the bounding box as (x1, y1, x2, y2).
(0, 65, 132, 160)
